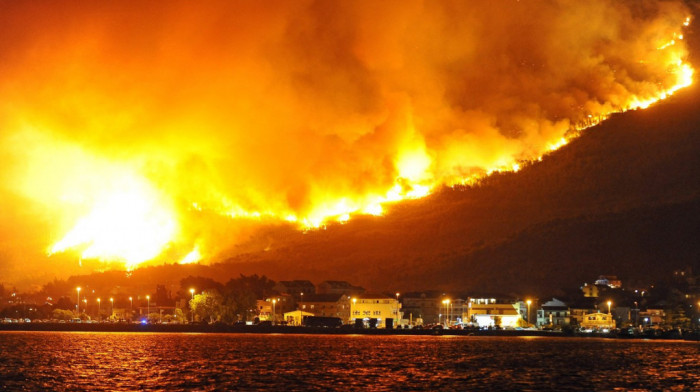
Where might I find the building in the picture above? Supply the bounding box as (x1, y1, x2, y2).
(299, 293, 352, 322)
(401, 291, 450, 325)
(536, 298, 570, 328)
(273, 280, 316, 297)
(569, 298, 599, 326)
(283, 310, 314, 326)
(350, 293, 401, 328)
(316, 281, 365, 296)
(595, 275, 622, 289)
(259, 294, 294, 323)
(467, 297, 523, 328)
(579, 312, 615, 331)
(640, 308, 665, 326)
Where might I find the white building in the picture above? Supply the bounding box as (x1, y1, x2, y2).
(536, 298, 570, 328)
(467, 298, 522, 328)
(350, 293, 401, 328)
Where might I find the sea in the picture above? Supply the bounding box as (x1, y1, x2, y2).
(0, 332, 697, 391)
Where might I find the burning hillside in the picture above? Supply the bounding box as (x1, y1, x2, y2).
(0, 1, 694, 279)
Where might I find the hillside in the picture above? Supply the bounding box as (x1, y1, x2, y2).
(206, 63, 700, 294)
(54, 18, 700, 297)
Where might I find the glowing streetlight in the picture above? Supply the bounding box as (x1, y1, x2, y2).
(190, 288, 195, 323)
(109, 298, 114, 320)
(352, 298, 357, 324)
(395, 293, 400, 328)
(607, 300, 612, 315)
(129, 297, 133, 319)
(97, 298, 101, 321)
(272, 299, 277, 325)
(76, 287, 81, 315)
(526, 299, 532, 325)
(445, 299, 451, 326)
(146, 295, 150, 323)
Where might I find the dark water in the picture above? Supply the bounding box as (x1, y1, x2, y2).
(0, 332, 698, 391)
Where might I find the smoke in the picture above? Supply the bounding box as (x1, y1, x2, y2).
(0, 0, 692, 283)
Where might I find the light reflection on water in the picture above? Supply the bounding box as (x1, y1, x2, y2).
(0, 332, 698, 391)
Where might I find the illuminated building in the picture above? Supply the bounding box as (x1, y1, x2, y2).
(283, 310, 314, 326)
(467, 297, 522, 328)
(579, 312, 615, 331)
(350, 293, 401, 328)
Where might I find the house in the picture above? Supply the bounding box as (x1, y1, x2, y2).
(467, 297, 523, 328)
(401, 291, 450, 325)
(350, 293, 401, 328)
(283, 310, 314, 326)
(273, 280, 316, 297)
(299, 293, 352, 322)
(259, 294, 294, 323)
(536, 298, 570, 327)
(640, 308, 665, 326)
(316, 281, 365, 296)
(569, 298, 599, 326)
(595, 275, 622, 288)
(579, 312, 615, 331)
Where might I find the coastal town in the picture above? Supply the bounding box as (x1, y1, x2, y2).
(1, 267, 698, 339)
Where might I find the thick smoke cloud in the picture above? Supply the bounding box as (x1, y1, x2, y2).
(0, 0, 692, 286)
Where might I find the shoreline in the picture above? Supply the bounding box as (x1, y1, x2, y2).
(0, 323, 698, 341)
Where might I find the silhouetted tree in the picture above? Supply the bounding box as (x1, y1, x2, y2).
(179, 276, 223, 299)
(55, 296, 74, 311)
(218, 275, 276, 323)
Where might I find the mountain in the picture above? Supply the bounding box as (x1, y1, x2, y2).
(206, 73, 700, 295)
(56, 24, 700, 297)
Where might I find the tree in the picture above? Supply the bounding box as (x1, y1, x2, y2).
(190, 290, 223, 323)
(179, 276, 223, 299)
(219, 275, 276, 323)
(52, 308, 74, 320)
(55, 296, 74, 311)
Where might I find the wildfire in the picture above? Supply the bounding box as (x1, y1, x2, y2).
(48, 172, 177, 270)
(0, 1, 694, 271)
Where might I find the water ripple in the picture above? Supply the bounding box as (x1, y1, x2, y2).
(0, 332, 697, 391)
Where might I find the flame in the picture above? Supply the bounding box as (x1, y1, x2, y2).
(0, 2, 694, 272)
(47, 171, 177, 270)
(178, 247, 202, 265)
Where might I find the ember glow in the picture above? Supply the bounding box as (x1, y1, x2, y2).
(0, 1, 694, 272)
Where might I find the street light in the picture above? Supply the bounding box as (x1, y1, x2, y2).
(395, 293, 400, 327)
(190, 288, 195, 323)
(272, 299, 277, 325)
(352, 298, 357, 324)
(76, 287, 81, 315)
(97, 298, 101, 321)
(146, 295, 150, 323)
(445, 299, 451, 326)
(129, 297, 133, 321)
(526, 299, 532, 326)
(607, 300, 612, 315)
(109, 298, 114, 320)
